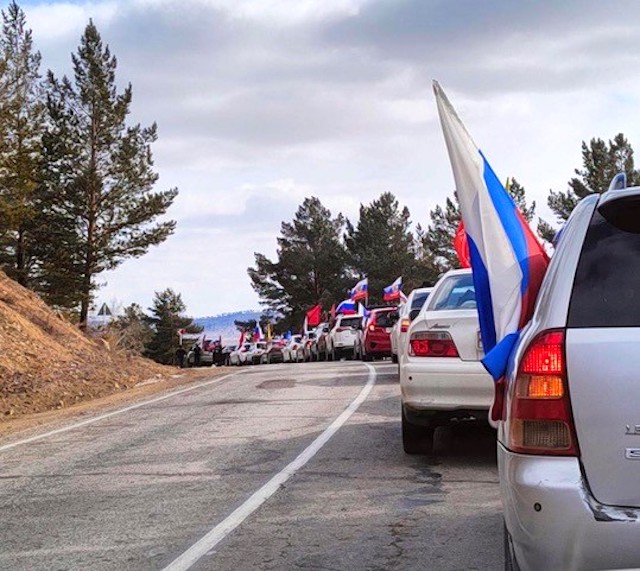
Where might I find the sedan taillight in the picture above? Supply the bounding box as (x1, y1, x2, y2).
(400, 318, 411, 333)
(507, 329, 578, 456)
(409, 331, 459, 357)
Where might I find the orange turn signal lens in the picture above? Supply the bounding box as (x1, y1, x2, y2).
(517, 375, 563, 399)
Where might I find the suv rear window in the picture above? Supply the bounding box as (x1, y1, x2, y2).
(373, 311, 394, 328)
(339, 317, 361, 329)
(411, 292, 430, 311)
(568, 208, 640, 327)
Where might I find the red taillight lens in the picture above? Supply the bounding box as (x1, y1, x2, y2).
(409, 331, 459, 357)
(400, 318, 411, 333)
(521, 330, 564, 375)
(507, 329, 578, 456)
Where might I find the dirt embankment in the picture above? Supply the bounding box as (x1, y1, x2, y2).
(0, 270, 183, 420)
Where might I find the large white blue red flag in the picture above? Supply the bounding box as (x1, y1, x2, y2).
(433, 81, 549, 380)
(383, 276, 403, 302)
(336, 299, 357, 315)
(350, 278, 368, 302)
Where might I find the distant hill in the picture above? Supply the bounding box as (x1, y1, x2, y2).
(194, 310, 261, 345)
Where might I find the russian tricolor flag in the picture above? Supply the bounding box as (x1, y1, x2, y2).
(350, 278, 368, 302)
(253, 320, 264, 342)
(336, 299, 357, 315)
(433, 81, 549, 381)
(383, 276, 403, 302)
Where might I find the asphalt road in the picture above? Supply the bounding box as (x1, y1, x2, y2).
(0, 361, 502, 571)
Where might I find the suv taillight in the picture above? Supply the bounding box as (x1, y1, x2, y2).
(409, 331, 459, 357)
(400, 318, 411, 333)
(507, 329, 578, 456)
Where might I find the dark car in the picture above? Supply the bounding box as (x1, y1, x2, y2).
(362, 308, 396, 361)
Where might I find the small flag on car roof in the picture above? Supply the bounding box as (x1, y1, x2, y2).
(383, 277, 403, 302)
(336, 299, 357, 315)
(349, 278, 368, 302)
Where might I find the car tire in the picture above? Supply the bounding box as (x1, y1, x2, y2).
(362, 352, 372, 362)
(401, 405, 434, 455)
(503, 521, 521, 571)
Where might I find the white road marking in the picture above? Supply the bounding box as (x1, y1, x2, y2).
(162, 363, 377, 571)
(0, 372, 240, 453)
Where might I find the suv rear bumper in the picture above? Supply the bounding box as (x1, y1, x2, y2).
(400, 357, 493, 411)
(498, 443, 640, 571)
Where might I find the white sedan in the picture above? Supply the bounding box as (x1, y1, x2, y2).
(390, 287, 433, 364)
(399, 268, 493, 454)
(282, 335, 305, 363)
(248, 342, 268, 365)
(229, 343, 251, 366)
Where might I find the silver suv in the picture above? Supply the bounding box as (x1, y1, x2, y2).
(499, 180, 640, 570)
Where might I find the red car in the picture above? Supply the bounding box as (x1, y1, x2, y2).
(362, 308, 396, 361)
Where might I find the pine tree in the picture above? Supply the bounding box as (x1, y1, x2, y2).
(248, 196, 350, 330)
(39, 21, 177, 325)
(145, 289, 202, 365)
(543, 134, 640, 226)
(412, 223, 441, 287)
(422, 195, 461, 273)
(424, 178, 537, 272)
(345, 192, 418, 304)
(0, 2, 45, 287)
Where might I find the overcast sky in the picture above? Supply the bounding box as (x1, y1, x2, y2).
(19, 0, 640, 316)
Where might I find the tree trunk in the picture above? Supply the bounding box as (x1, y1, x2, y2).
(16, 227, 26, 286)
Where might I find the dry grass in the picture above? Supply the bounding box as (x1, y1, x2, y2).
(0, 271, 174, 419)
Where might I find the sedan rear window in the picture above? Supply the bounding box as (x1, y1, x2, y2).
(568, 208, 640, 327)
(429, 274, 476, 310)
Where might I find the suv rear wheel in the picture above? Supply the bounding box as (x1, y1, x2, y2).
(401, 405, 434, 455)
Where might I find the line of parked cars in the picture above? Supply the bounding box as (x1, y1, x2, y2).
(222, 306, 415, 368)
